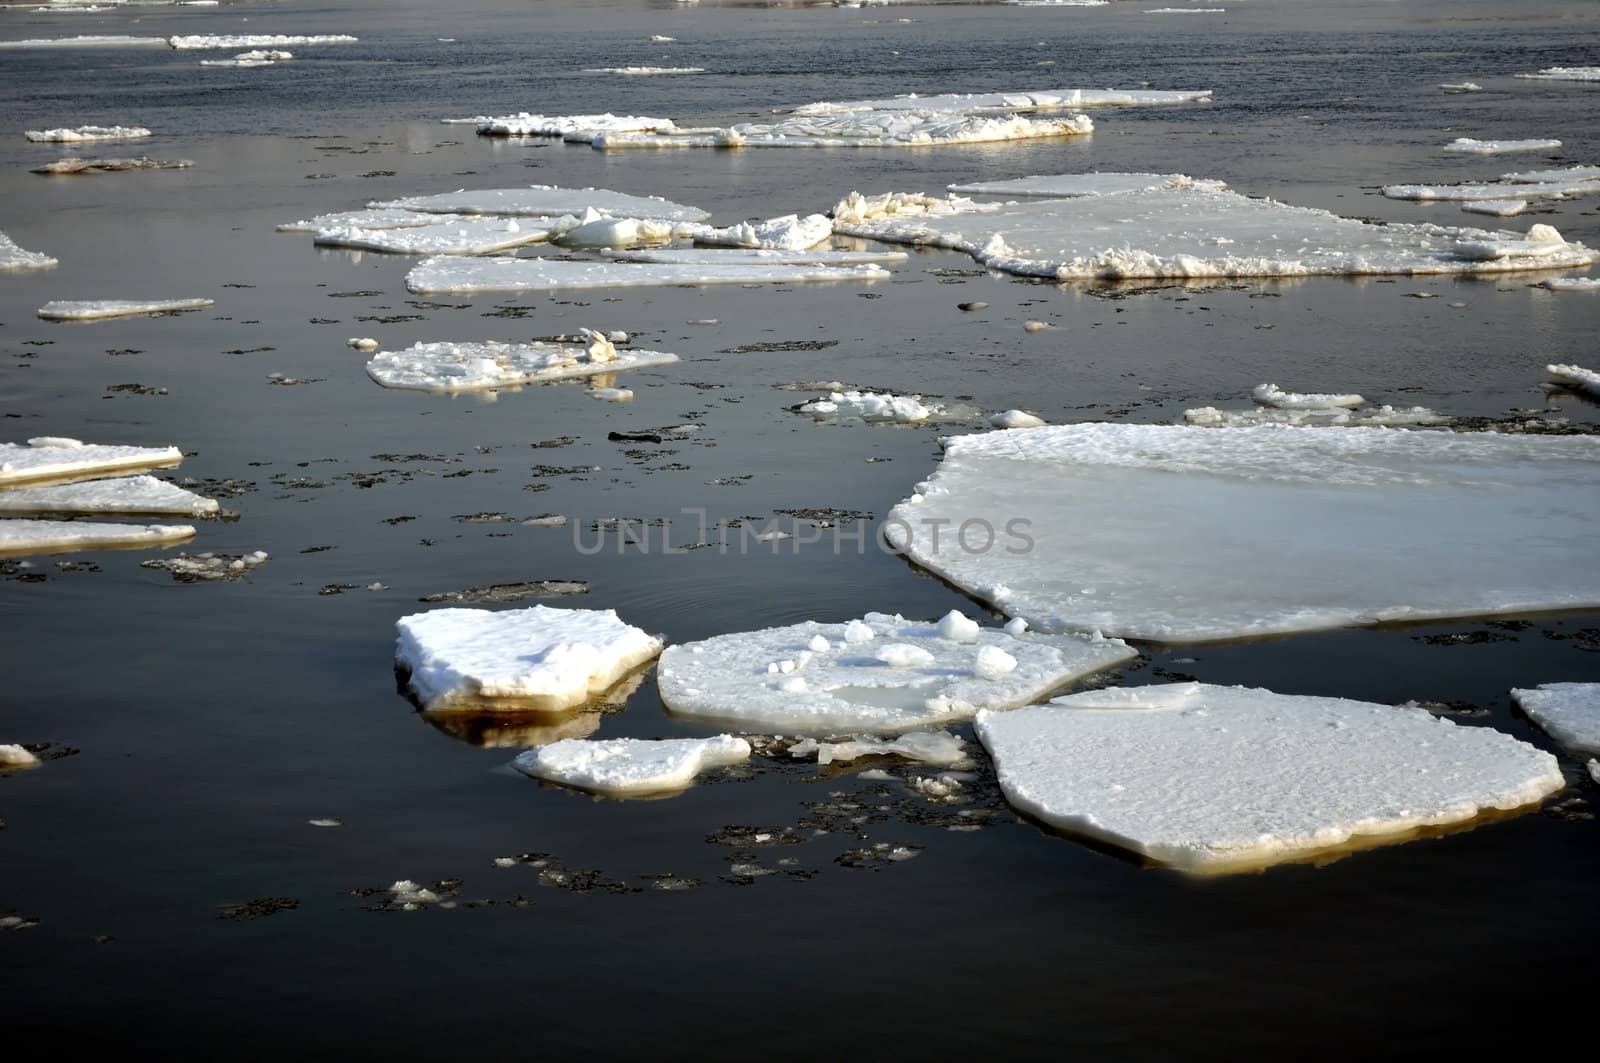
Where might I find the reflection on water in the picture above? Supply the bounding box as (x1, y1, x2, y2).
(409, 666, 650, 746)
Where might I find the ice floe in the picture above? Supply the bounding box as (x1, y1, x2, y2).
(1516, 66, 1600, 82)
(991, 409, 1048, 429)
(596, 112, 1094, 150)
(1439, 82, 1481, 93)
(471, 112, 677, 141)
(141, 550, 268, 582)
(797, 390, 979, 424)
(25, 125, 150, 143)
(313, 217, 558, 255)
(276, 208, 441, 233)
(0, 36, 167, 49)
(31, 156, 191, 175)
(976, 683, 1565, 872)
(0, 475, 216, 517)
(790, 731, 967, 766)
(1460, 199, 1528, 217)
(512, 735, 750, 796)
(396, 605, 664, 712)
(0, 438, 183, 487)
(0, 231, 57, 271)
(1546, 363, 1600, 396)
(1543, 278, 1600, 293)
(1146, 7, 1225, 12)
(835, 179, 1596, 278)
(167, 34, 357, 50)
(1512, 683, 1600, 758)
(199, 49, 294, 68)
(36, 298, 213, 321)
(0, 518, 193, 555)
(371, 185, 710, 223)
(690, 212, 833, 249)
(1252, 383, 1364, 409)
(405, 256, 889, 294)
(365, 332, 679, 393)
(1384, 171, 1600, 202)
(581, 66, 705, 75)
(949, 172, 1225, 198)
(789, 88, 1210, 116)
(1442, 138, 1562, 155)
(604, 247, 908, 266)
(886, 423, 1600, 642)
(657, 611, 1136, 733)
(0, 745, 40, 770)
(1184, 403, 1446, 428)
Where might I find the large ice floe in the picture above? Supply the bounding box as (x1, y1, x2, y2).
(395, 605, 664, 712)
(0, 518, 194, 555)
(0, 231, 57, 271)
(976, 683, 1565, 872)
(1384, 165, 1600, 203)
(37, 298, 213, 321)
(512, 735, 751, 797)
(0, 475, 216, 517)
(595, 111, 1094, 150)
(370, 185, 710, 223)
(1547, 363, 1600, 396)
(0, 438, 182, 487)
(469, 113, 678, 141)
(1511, 683, 1600, 758)
(24, 125, 151, 143)
(886, 424, 1600, 643)
(834, 177, 1596, 279)
(1442, 138, 1562, 155)
(365, 330, 679, 393)
(656, 611, 1136, 733)
(405, 256, 890, 294)
(313, 217, 559, 255)
(1516, 66, 1600, 82)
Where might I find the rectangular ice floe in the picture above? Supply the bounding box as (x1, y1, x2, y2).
(1442, 138, 1562, 155)
(886, 424, 1600, 643)
(0, 475, 216, 517)
(948, 172, 1225, 198)
(366, 331, 679, 393)
(656, 610, 1136, 733)
(976, 683, 1564, 872)
(1512, 683, 1600, 757)
(788, 88, 1211, 116)
(0, 438, 183, 487)
(25, 126, 151, 143)
(0, 231, 57, 271)
(405, 256, 889, 294)
(603, 247, 908, 266)
(371, 185, 710, 223)
(37, 298, 213, 321)
(834, 182, 1596, 278)
(313, 217, 555, 255)
(471, 113, 678, 140)
(581, 66, 704, 75)
(511, 735, 750, 796)
(395, 605, 664, 712)
(0, 518, 194, 555)
(595, 112, 1093, 150)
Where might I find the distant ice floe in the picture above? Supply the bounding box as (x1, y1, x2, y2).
(141, 550, 268, 583)
(25, 125, 150, 143)
(790, 731, 967, 767)
(581, 66, 705, 75)
(1250, 383, 1363, 409)
(469, 113, 677, 141)
(1516, 66, 1600, 82)
(0, 36, 168, 49)
(596, 111, 1094, 150)
(605, 247, 907, 266)
(1442, 138, 1562, 155)
(0, 518, 193, 555)
(199, 49, 293, 68)
(835, 176, 1596, 278)
(314, 216, 559, 255)
(31, 156, 191, 175)
(0, 231, 57, 271)
(1384, 164, 1600, 202)
(366, 330, 679, 393)
(1460, 199, 1527, 217)
(1547, 363, 1600, 396)
(1439, 82, 1481, 93)
(395, 605, 664, 712)
(1145, 6, 1225, 12)
(0, 745, 40, 771)
(512, 735, 750, 796)
(1542, 278, 1600, 293)
(167, 35, 357, 50)
(0, 437, 182, 488)
(405, 256, 890, 294)
(37, 298, 213, 321)
(656, 611, 1136, 734)
(797, 390, 981, 425)
(276, 208, 441, 233)
(1512, 683, 1600, 758)
(788, 88, 1211, 116)
(887, 423, 1600, 643)
(0, 475, 217, 517)
(948, 172, 1224, 198)
(977, 683, 1564, 872)
(690, 212, 833, 250)
(371, 185, 710, 223)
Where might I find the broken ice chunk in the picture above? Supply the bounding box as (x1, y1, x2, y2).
(370, 185, 710, 223)
(0, 744, 40, 770)
(1252, 383, 1364, 410)
(511, 735, 750, 796)
(596, 111, 1094, 150)
(876, 643, 937, 667)
(0, 475, 216, 517)
(1546, 363, 1600, 397)
(141, 550, 268, 583)
(405, 256, 889, 294)
(277, 208, 442, 234)
(31, 157, 192, 176)
(395, 605, 664, 712)
(0, 231, 58, 271)
(0, 438, 183, 488)
(798, 390, 978, 425)
(691, 213, 833, 250)
(973, 645, 1018, 680)
(789, 88, 1210, 117)
(790, 731, 966, 766)
(554, 210, 675, 249)
(936, 610, 980, 643)
(37, 298, 214, 321)
(0, 518, 194, 555)
(470, 113, 677, 141)
(364, 337, 678, 393)
(977, 683, 1565, 872)
(990, 410, 1047, 429)
(25, 125, 151, 143)
(1511, 683, 1600, 757)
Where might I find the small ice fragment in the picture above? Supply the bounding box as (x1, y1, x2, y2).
(1004, 617, 1029, 636)
(512, 735, 750, 796)
(936, 609, 980, 643)
(588, 387, 633, 402)
(1546, 364, 1600, 397)
(1023, 320, 1051, 332)
(308, 818, 342, 828)
(990, 409, 1046, 429)
(25, 125, 151, 143)
(808, 635, 831, 653)
(349, 337, 379, 351)
(0, 744, 40, 769)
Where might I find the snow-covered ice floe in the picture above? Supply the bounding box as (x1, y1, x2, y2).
(313, 217, 558, 255)
(1516, 66, 1600, 82)
(1543, 277, 1600, 293)
(0, 231, 56, 271)
(595, 112, 1094, 150)
(886, 424, 1600, 643)
(365, 330, 679, 393)
(1512, 683, 1600, 758)
(690, 212, 833, 250)
(405, 256, 889, 294)
(797, 390, 980, 425)
(371, 185, 710, 224)
(25, 125, 150, 143)
(605, 247, 908, 266)
(948, 172, 1225, 198)
(470, 113, 677, 141)
(1460, 199, 1528, 217)
(395, 605, 664, 712)
(0, 518, 194, 555)
(166, 34, 357, 50)
(789, 88, 1211, 116)
(1442, 138, 1562, 155)
(1546, 363, 1600, 396)
(36, 298, 213, 321)
(657, 611, 1136, 733)
(834, 179, 1596, 278)
(276, 208, 441, 233)
(0, 438, 183, 487)
(512, 735, 750, 796)
(790, 731, 966, 767)
(977, 683, 1565, 872)
(0, 475, 216, 517)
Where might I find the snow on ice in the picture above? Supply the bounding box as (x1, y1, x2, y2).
(512, 735, 750, 796)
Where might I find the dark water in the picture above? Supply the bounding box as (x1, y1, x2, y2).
(2, 0, 1599, 1056)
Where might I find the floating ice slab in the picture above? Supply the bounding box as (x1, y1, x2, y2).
(1503, 165, 1600, 184)
(0, 518, 194, 555)
(1443, 138, 1562, 155)
(798, 390, 979, 424)
(949, 172, 1225, 198)
(366, 333, 679, 393)
(1461, 199, 1528, 217)
(37, 298, 213, 321)
(1252, 383, 1363, 409)
(596, 111, 1093, 150)
(167, 34, 357, 50)
(1512, 683, 1600, 757)
(396, 605, 664, 712)
(25, 125, 150, 143)
(0, 475, 216, 517)
(472, 113, 677, 139)
(691, 212, 833, 250)
(604, 247, 908, 266)
(314, 217, 556, 255)
(1185, 404, 1446, 428)
(276, 208, 441, 233)
(0, 745, 39, 770)
(372, 185, 710, 223)
(512, 735, 750, 796)
(0, 231, 57, 271)
(141, 550, 267, 582)
(977, 683, 1565, 872)
(835, 182, 1596, 279)
(790, 731, 966, 766)
(32, 156, 191, 175)
(1543, 278, 1600, 293)
(1440, 82, 1481, 93)
(581, 66, 704, 75)
(0, 36, 167, 49)
(405, 256, 889, 294)
(657, 611, 1136, 734)
(1516, 66, 1600, 82)
(1384, 177, 1600, 202)
(790, 88, 1211, 116)
(887, 424, 1600, 643)
(0, 438, 182, 487)
(199, 49, 293, 68)
(1546, 363, 1600, 396)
